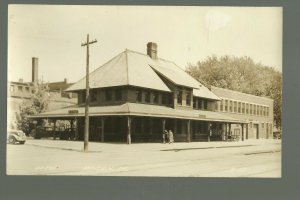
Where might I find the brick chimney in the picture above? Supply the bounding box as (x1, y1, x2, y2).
(32, 57, 38, 83)
(147, 42, 158, 59)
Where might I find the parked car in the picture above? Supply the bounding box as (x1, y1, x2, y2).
(7, 130, 26, 144)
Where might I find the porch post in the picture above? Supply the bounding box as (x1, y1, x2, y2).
(187, 120, 191, 142)
(228, 123, 231, 141)
(101, 117, 105, 142)
(246, 124, 249, 139)
(74, 117, 79, 140)
(241, 124, 244, 141)
(53, 119, 57, 140)
(207, 122, 211, 142)
(127, 116, 132, 144)
(174, 119, 177, 134)
(162, 119, 166, 132)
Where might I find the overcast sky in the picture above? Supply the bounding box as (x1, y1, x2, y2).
(8, 5, 282, 83)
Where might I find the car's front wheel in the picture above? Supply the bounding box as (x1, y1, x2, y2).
(8, 137, 16, 144)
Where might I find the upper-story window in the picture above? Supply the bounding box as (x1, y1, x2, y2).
(242, 103, 245, 113)
(225, 100, 228, 111)
(267, 107, 269, 116)
(238, 102, 241, 113)
(204, 100, 208, 110)
(234, 101, 237, 113)
(25, 87, 30, 93)
(215, 101, 219, 111)
(105, 89, 112, 101)
(145, 90, 151, 103)
(229, 101, 233, 112)
(153, 91, 159, 104)
(81, 91, 86, 103)
(115, 88, 122, 101)
(10, 85, 14, 92)
(220, 99, 223, 111)
(91, 90, 97, 102)
(136, 89, 142, 102)
(18, 86, 23, 92)
(177, 90, 182, 105)
(162, 93, 168, 105)
(250, 104, 253, 115)
(186, 92, 191, 106)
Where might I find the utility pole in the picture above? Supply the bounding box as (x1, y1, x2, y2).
(81, 34, 97, 151)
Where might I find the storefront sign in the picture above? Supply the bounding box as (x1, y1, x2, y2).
(68, 110, 79, 114)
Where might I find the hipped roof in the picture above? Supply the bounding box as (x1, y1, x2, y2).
(29, 103, 246, 124)
(66, 49, 220, 100)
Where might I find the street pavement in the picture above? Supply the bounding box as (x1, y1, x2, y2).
(6, 139, 281, 177)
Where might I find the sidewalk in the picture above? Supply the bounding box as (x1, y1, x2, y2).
(24, 138, 281, 153)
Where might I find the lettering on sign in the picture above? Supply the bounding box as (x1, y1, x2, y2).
(68, 110, 79, 114)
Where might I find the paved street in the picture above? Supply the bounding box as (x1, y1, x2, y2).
(6, 139, 281, 177)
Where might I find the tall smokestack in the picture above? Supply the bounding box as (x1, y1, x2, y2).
(147, 42, 158, 59)
(32, 57, 38, 83)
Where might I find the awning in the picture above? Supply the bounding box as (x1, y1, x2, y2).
(29, 103, 247, 124)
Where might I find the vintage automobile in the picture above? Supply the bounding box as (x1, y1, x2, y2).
(7, 130, 26, 144)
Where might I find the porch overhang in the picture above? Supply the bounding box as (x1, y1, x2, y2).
(28, 103, 248, 124)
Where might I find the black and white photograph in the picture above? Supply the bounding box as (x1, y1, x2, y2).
(7, 5, 282, 177)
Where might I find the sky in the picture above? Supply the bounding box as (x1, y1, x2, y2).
(8, 5, 282, 83)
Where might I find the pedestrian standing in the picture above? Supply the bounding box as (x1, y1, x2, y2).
(168, 130, 174, 144)
(163, 130, 168, 144)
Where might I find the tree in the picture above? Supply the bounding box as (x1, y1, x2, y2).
(18, 82, 50, 135)
(186, 55, 282, 130)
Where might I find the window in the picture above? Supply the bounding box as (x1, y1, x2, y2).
(153, 91, 159, 104)
(260, 106, 263, 116)
(177, 90, 182, 105)
(193, 97, 197, 108)
(162, 93, 168, 105)
(186, 92, 191, 106)
(204, 100, 208, 110)
(242, 103, 245, 114)
(215, 102, 219, 111)
(234, 101, 237, 113)
(225, 100, 228, 111)
(81, 91, 86, 103)
(246, 103, 249, 114)
(136, 89, 142, 102)
(220, 99, 223, 111)
(145, 90, 151, 103)
(267, 107, 269, 116)
(250, 104, 252, 115)
(198, 99, 203, 109)
(18, 86, 23, 92)
(253, 105, 256, 115)
(91, 90, 97, 102)
(238, 102, 241, 113)
(105, 89, 112, 101)
(25, 87, 30, 93)
(115, 88, 122, 101)
(10, 85, 14, 92)
(229, 101, 233, 112)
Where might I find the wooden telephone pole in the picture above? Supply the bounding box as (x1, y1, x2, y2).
(81, 34, 97, 151)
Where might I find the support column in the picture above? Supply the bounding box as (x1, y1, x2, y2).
(225, 123, 228, 141)
(187, 120, 191, 142)
(246, 124, 249, 139)
(127, 116, 132, 144)
(53, 119, 57, 140)
(228, 123, 231, 141)
(241, 124, 244, 141)
(207, 122, 211, 142)
(74, 117, 79, 140)
(174, 119, 177, 134)
(162, 119, 166, 132)
(101, 117, 105, 142)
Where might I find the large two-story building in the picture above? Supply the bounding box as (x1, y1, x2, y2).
(30, 42, 273, 144)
